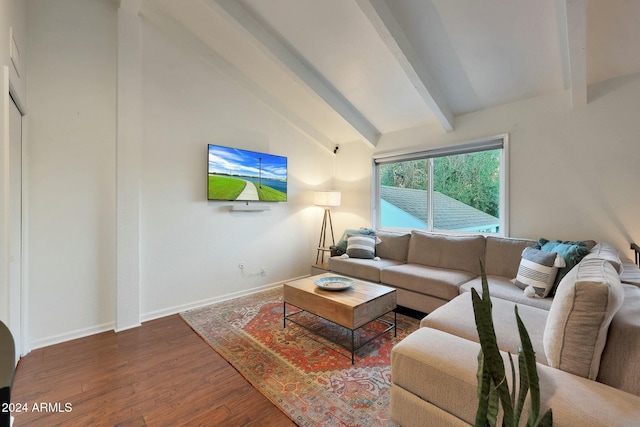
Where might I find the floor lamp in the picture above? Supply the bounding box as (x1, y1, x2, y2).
(314, 190, 341, 266)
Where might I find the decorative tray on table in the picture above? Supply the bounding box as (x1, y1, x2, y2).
(313, 276, 355, 291)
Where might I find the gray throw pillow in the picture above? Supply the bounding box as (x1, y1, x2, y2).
(346, 235, 377, 259)
(333, 228, 375, 255)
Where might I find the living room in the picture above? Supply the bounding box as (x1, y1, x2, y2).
(1, 0, 640, 425)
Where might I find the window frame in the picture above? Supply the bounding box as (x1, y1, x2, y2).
(372, 134, 510, 236)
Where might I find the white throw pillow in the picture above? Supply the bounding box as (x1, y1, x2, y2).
(346, 234, 378, 259)
(513, 247, 566, 298)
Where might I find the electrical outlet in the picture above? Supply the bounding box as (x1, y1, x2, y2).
(239, 262, 246, 270)
(260, 267, 267, 276)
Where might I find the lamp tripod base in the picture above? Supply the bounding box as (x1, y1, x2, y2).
(316, 208, 335, 266)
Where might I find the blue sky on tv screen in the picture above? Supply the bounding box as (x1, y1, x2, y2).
(208, 145, 287, 181)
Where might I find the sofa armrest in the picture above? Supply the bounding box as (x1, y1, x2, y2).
(392, 328, 640, 427)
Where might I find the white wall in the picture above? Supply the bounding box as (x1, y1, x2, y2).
(138, 19, 333, 319)
(333, 140, 374, 233)
(24, 0, 335, 347)
(26, 0, 117, 347)
(366, 73, 640, 256)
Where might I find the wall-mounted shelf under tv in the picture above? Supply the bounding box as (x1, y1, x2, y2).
(229, 204, 271, 212)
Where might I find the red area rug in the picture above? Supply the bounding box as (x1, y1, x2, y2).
(180, 287, 419, 426)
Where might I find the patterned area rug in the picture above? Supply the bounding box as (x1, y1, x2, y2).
(180, 286, 420, 426)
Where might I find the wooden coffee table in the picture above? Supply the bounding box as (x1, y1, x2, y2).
(283, 273, 397, 364)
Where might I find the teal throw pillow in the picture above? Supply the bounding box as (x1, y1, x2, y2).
(535, 238, 590, 294)
(333, 228, 375, 255)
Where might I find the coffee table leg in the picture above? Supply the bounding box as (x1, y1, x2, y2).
(283, 302, 286, 328)
(394, 310, 397, 337)
(351, 329, 355, 364)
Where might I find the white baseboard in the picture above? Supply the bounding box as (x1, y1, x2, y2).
(27, 275, 311, 350)
(113, 322, 141, 333)
(29, 321, 115, 351)
(140, 275, 308, 323)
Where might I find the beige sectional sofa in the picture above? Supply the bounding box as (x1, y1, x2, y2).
(327, 230, 640, 426)
(329, 230, 550, 312)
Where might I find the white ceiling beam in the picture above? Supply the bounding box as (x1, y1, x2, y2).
(208, 0, 380, 147)
(140, 5, 338, 154)
(564, 0, 587, 106)
(357, 0, 454, 132)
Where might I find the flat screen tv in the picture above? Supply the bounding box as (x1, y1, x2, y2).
(208, 144, 287, 202)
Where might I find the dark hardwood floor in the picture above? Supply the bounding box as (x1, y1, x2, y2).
(11, 315, 296, 426)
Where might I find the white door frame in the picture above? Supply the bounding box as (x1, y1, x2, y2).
(2, 66, 28, 358)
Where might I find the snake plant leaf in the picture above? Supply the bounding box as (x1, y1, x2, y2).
(508, 352, 516, 408)
(515, 346, 529, 423)
(473, 260, 552, 427)
(536, 409, 553, 427)
(471, 262, 515, 426)
(515, 306, 542, 425)
(487, 375, 499, 427)
(476, 350, 491, 425)
(476, 350, 500, 427)
(472, 288, 514, 426)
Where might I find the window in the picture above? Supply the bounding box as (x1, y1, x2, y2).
(373, 135, 508, 235)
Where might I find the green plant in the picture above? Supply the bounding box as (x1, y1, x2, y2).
(472, 261, 553, 427)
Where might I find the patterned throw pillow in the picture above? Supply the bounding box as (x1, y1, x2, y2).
(333, 228, 375, 255)
(346, 234, 377, 259)
(514, 247, 566, 298)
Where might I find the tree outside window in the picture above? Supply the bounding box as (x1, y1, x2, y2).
(376, 138, 506, 234)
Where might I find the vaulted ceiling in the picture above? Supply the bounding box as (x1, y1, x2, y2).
(134, 0, 640, 152)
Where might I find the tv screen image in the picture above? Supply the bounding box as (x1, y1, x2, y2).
(208, 144, 287, 202)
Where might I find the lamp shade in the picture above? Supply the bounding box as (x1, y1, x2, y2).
(314, 190, 341, 207)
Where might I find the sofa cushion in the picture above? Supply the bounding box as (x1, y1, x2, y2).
(391, 328, 482, 426)
(514, 247, 565, 298)
(395, 288, 449, 314)
(460, 276, 554, 311)
(421, 293, 549, 364)
(374, 230, 411, 262)
(392, 327, 640, 427)
(390, 385, 470, 427)
(597, 284, 640, 396)
(484, 236, 536, 277)
(382, 264, 476, 301)
(544, 258, 625, 380)
(328, 256, 404, 283)
(582, 242, 622, 273)
(346, 234, 377, 259)
(407, 231, 485, 275)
